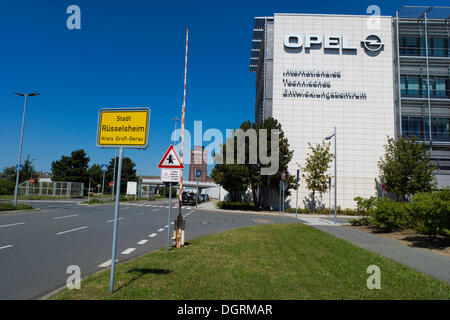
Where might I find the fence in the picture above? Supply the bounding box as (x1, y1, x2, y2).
(17, 181, 84, 198)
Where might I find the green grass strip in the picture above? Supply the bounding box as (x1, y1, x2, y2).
(51, 223, 449, 300)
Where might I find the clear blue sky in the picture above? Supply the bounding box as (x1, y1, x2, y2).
(0, 0, 444, 177)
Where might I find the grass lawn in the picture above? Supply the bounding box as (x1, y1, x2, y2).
(0, 202, 34, 212)
(51, 224, 450, 300)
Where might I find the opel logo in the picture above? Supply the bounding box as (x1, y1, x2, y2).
(361, 35, 384, 52)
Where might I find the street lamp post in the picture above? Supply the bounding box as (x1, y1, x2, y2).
(325, 127, 337, 225)
(13, 92, 39, 206)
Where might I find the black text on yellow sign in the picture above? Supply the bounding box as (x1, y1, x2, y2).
(97, 108, 150, 148)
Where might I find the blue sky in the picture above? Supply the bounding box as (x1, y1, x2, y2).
(0, 0, 445, 177)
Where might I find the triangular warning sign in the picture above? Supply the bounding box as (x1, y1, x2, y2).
(158, 145, 184, 169)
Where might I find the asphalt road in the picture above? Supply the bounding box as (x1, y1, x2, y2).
(0, 200, 298, 300)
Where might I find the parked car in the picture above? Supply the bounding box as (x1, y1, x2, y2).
(182, 191, 196, 205)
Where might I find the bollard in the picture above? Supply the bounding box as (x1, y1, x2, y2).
(181, 219, 185, 246)
(176, 215, 183, 248)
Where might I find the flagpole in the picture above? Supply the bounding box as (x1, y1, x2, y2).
(178, 28, 188, 218)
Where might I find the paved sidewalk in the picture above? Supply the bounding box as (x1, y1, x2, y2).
(313, 225, 450, 284)
(196, 201, 359, 220)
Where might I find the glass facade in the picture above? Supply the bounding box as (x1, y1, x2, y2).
(402, 116, 450, 142)
(399, 37, 449, 57)
(400, 75, 449, 98)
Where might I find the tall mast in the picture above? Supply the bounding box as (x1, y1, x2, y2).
(178, 28, 188, 216)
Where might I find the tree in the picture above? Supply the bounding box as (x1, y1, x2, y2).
(211, 164, 248, 202)
(87, 164, 102, 192)
(301, 141, 334, 211)
(51, 149, 90, 184)
(211, 117, 295, 209)
(105, 157, 138, 194)
(378, 136, 436, 201)
(2, 154, 38, 184)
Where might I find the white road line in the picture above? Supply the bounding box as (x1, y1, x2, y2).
(148, 233, 157, 238)
(0, 245, 13, 250)
(54, 214, 78, 220)
(121, 248, 135, 255)
(0, 222, 25, 228)
(152, 209, 159, 212)
(157, 228, 164, 232)
(137, 239, 148, 245)
(106, 217, 124, 223)
(135, 213, 145, 216)
(56, 226, 88, 235)
(98, 259, 118, 268)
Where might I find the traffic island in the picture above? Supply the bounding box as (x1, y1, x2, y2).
(50, 223, 449, 300)
(0, 202, 36, 213)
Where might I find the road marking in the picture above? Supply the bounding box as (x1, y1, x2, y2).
(0, 222, 25, 228)
(152, 209, 159, 212)
(148, 233, 157, 238)
(56, 226, 88, 235)
(299, 218, 342, 226)
(98, 259, 118, 268)
(106, 217, 124, 223)
(137, 239, 148, 245)
(164, 225, 168, 228)
(157, 228, 164, 232)
(135, 213, 145, 216)
(121, 248, 135, 255)
(0, 245, 13, 250)
(54, 214, 78, 220)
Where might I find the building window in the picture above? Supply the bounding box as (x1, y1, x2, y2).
(400, 37, 449, 57)
(402, 116, 450, 142)
(429, 38, 448, 57)
(402, 76, 449, 98)
(401, 76, 421, 97)
(400, 37, 420, 56)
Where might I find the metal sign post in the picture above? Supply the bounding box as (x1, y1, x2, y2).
(295, 169, 300, 220)
(109, 147, 124, 294)
(281, 171, 286, 223)
(195, 169, 201, 208)
(167, 182, 172, 252)
(329, 177, 332, 216)
(159, 146, 184, 249)
(101, 164, 108, 202)
(96, 107, 151, 294)
(112, 149, 117, 201)
(88, 178, 91, 203)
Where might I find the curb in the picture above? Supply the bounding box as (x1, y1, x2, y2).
(0, 208, 41, 214)
(194, 204, 360, 219)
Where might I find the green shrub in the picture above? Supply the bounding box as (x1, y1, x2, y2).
(0, 178, 14, 195)
(216, 201, 255, 211)
(369, 197, 409, 231)
(409, 190, 450, 238)
(353, 196, 377, 225)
